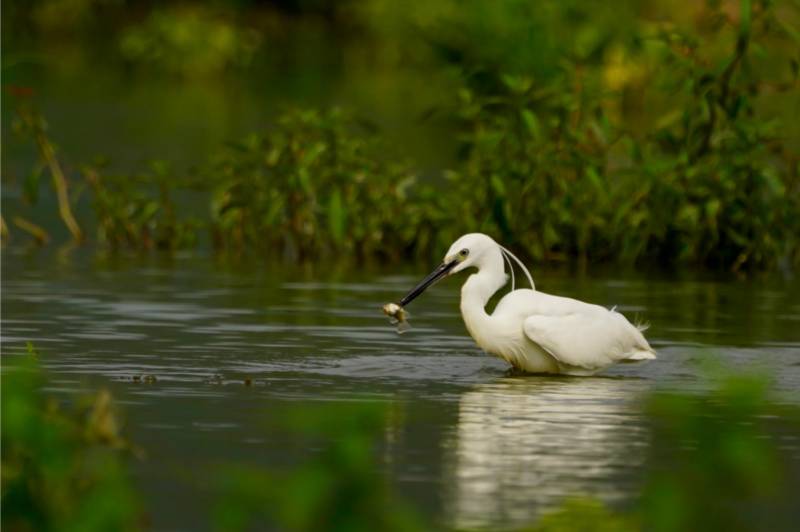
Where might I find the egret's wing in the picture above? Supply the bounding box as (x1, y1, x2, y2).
(523, 311, 654, 371)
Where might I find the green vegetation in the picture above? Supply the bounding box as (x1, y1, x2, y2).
(118, 5, 262, 77)
(526, 498, 637, 532)
(448, 0, 800, 269)
(1, 350, 141, 532)
(11, 101, 83, 243)
(83, 162, 199, 252)
(207, 108, 434, 260)
(4, 0, 800, 271)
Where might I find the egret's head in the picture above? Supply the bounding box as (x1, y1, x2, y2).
(399, 233, 498, 307)
(443, 233, 498, 274)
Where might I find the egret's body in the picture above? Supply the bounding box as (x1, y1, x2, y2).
(399, 233, 655, 375)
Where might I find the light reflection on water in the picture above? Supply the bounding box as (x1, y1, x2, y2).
(444, 377, 648, 529)
(2, 249, 800, 529)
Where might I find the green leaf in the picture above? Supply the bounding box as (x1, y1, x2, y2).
(585, 167, 602, 189)
(705, 199, 721, 221)
(739, 0, 751, 39)
(139, 201, 160, 223)
(328, 189, 346, 245)
(501, 75, 532, 94)
(24, 164, 44, 205)
(297, 168, 312, 194)
(520, 109, 541, 140)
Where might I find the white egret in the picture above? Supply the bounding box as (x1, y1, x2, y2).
(397, 233, 655, 375)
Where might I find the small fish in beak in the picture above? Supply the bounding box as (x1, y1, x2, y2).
(381, 259, 458, 334)
(382, 302, 410, 334)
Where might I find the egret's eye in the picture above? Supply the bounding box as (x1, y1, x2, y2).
(459, 249, 469, 258)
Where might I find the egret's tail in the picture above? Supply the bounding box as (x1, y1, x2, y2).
(624, 349, 657, 361)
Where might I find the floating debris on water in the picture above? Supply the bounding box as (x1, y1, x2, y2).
(243, 377, 253, 386)
(131, 374, 157, 384)
(204, 374, 224, 385)
(382, 302, 410, 334)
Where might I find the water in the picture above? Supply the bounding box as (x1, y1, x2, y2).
(3, 248, 800, 530)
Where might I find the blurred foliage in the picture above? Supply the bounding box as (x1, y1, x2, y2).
(361, 0, 639, 79)
(2, 0, 355, 74)
(4, 0, 800, 270)
(1, 351, 141, 532)
(524, 498, 637, 532)
(443, 0, 800, 270)
(118, 6, 262, 77)
(213, 402, 424, 532)
(207, 108, 442, 260)
(83, 162, 199, 251)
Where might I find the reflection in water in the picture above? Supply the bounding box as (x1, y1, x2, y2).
(445, 377, 649, 530)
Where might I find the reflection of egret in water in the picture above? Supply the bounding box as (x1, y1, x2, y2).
(444, 376, 649, 530)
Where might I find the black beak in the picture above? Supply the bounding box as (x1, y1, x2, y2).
(399, 259, 458, 307)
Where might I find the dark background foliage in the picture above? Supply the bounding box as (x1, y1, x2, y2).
(3, 0, 799, 268)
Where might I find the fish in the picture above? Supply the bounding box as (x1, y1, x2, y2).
(382, 302, 411, 334)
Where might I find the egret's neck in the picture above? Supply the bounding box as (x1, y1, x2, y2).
(460, 247, 507, 340)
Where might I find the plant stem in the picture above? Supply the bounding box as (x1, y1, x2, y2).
(12, 216, 50, 244)
(0, 215, 9, 241)
(36, 131, 83, 242)
(18, 106, 84, 242)
(694, 0, 752, 160)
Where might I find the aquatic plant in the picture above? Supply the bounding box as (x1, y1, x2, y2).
(10, 100, 83, 243)
(1, 352, 141, 531)
(83, 161, 200, 251)
(208, 108, 439, 260)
